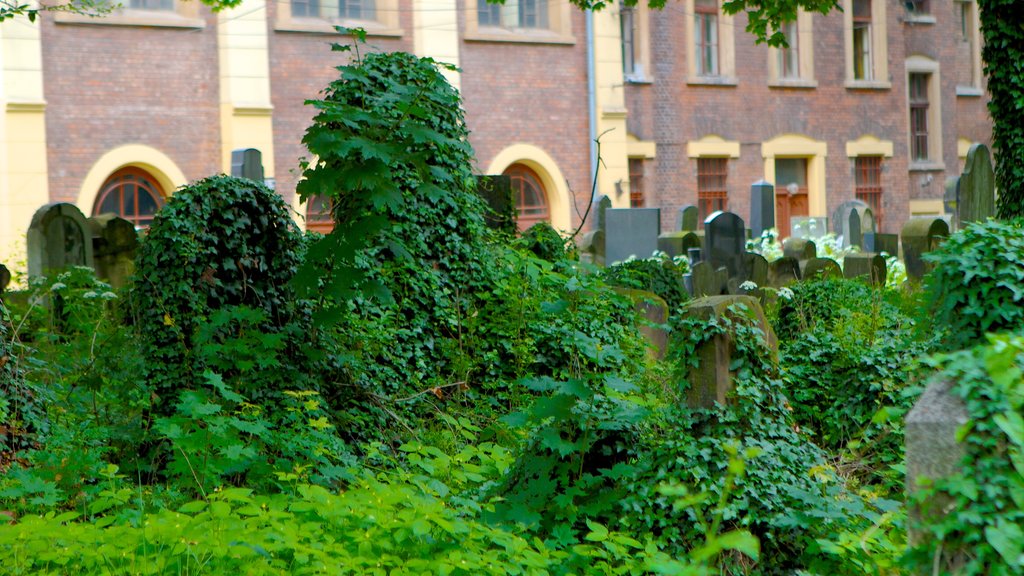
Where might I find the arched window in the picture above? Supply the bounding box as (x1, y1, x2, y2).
(504, 164, 549, 232)
(306, 194, 335, 233)
(94, 167, 166, 229)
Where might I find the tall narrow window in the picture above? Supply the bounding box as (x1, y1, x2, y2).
(855, 156, 884, 229)
(505, 164, 550, 232)
(621, 4, 637, 77)
(629, 158, 645, 207)
(339, 0, 375, 20)
(94, 168, 166, 230)
(852, 0, 872, 80)
(697, 158, 727, 224)
(291, 0, 319, 17)
(478, 0, 549, 29)
(694, 0, 719, 77)
(909, 73, 930, 161)
(477, 0, 501, 26)
(956, 1, 981, 91)
(777, 20, 799, 79)
(129, 0, 174, 10)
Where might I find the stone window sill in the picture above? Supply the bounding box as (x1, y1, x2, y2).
(768, 78, 818, 89)
(625, 75, 654, 85)
(464, 27, 575, 45)
(275, 18, 402, 37)
(845, 79, 892, 90)
(904, 14, 936, 25)
(686, 76, 738, 87)
(54, 10, 204, 29)
(956, 85, 984, 97)
(909, 161, 945, 172)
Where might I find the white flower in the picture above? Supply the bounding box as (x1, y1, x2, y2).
(778, 287, 795, 301)
(50, 282, 67, 292)
(740, 280, 758, 291)
(82, 291, 98, 299)
(100, 292, 118, 300)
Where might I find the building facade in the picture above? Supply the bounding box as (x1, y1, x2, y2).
(0, 0, 991, 265)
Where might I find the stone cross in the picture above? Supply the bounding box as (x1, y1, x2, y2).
(958, 143, 996, 228)
(27, 203, 95, 278)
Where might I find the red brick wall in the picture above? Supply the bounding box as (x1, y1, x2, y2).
(40, 12, 222, 205)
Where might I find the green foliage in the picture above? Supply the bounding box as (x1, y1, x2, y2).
(601, 253, 690, 313)
(907, 333, 1024, 574)
(129, 175, 305, 405)
(979, 0, 1024, 218)
(925, 218, 1024, 350)
(0, 302, 34, 460)
(512, 221, 578, 263)
(747, 228, 783, 262)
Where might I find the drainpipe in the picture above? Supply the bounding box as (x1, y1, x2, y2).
(586, 11, 598, 199)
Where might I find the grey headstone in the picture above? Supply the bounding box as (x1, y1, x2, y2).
(689, 261, 720, 298)
(88, 214, 140, 289)
(658, 231, 702, 259)
(901, 218, 949, 281)
(704, 211, 746, 279)
(605, 208, 661, 264)
(843, 253, 886, 285)
(749, 180, 775, 238)
(580, 195, 613, 264)
(27, 203, 95, 278)
(743, 252, 769, 289)
(958, 143, 996, 228)
(767, 257, 801, 288)
(678, 205, 699, 232)
(848, 211, 863, 250)
(791, 216, 828, 239)
(944, 176, 960, 225)
(833, 200, 872, 248)
(475, 175, 515, 234)
(230, 148, 264, 182)
(803, 257, 842, 281)
(782, 237, 816, 261)
(867, 233, 900, 257)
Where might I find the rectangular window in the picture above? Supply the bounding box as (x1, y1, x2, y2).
(478, 0, 501, 26)
(778, 20, 799, 79)
(855, 156, 883, 229)
(629, 158, 645, 207)
(478, 0, 548, 28)
(694, 0, 719, 76)
(852, 0, 872, 80)
(904, 0, 928, 14)
(291, 0, 320, 17)
(339, 0, 375, 20)
(909, 73, 930, 161)
(129, 0, 174, 10)
(697, 158, 728, 223)
(621, 4, 637, 77)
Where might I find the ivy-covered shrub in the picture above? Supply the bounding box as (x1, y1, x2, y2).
(925, 218, 1024, 350)
(0, 302, 35, 461)
(129, 175, 304, 404)
(600, 254, 689, 313)
(907, 332, 1024, 575)
(512, 222, 578, 263)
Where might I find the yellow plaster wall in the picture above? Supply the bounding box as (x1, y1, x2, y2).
(909, 199, 945, 216)
(845, 135, 894, 158)
(593, 8, 630, 207)
(218, 0, 275, 178)
(687, 135, 740, 158)
(0, 11, 49, 267)
(486, 144, 572, 233)
(413, 0, 460, 90)
(761, 134, 828, 216)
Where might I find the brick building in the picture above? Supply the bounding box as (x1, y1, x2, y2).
(0, 0, 991, 265)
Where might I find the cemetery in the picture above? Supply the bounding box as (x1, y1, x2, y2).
(0, 50, 1022, 576)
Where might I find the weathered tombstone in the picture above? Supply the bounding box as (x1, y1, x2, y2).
(231, 148, 264, 182)
(742, 253, 769, 289)
(678, 205, 700, 232)
(867, 232, 900, 256)
(27, 203, 95, 278)
(580, 195, 612, 264)
(901, 218, 949, 281)
(803, 257, 842, 281)
(617, 289, 670, 360)
(843, 253, 886, 285)
(833, 200, 872, 248)
(604, 207, 661, 264)
(905, 377, 970, 570)
(657, 231, 702, 258)
(749, 180, 775, 238)
(958, 143, 996, 228)
(767, 257, 801, 288)
(474, 175, 515, 234)
(704, 211, 746, 279)
(679, 295, 777, 409)
(89, 214, 140, 289)
(943, 176, 960, 226)
(782, 238, 816, 261)
(791, 216, 827, 239)
(0, 264, 10, 294)
(688, 261, 720, 298)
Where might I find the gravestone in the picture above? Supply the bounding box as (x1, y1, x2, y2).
(905, 377, 970, 570)
(767, 257, 801, 288)
(833, 200, 873, 248)
(803, 257, 842, 281)
(618, 289, 670, 360)
(704, 211, 746, 279)
(0, 264, 10, 294)
(901, 218, 949, 281)
(27, 203, 94, 278)
(604, 207, 661, 264)
(658, 231, 702, 258)
(231, 148, 264, 182)
(843, 253, 886, 285)
(943, 176, 960, 226)
(687, 261, 721, 298)
(958, 143, 996, 228)
(89, 214, 140, 289)
(678, 205, 700, 232)
(579, 195, 612, 264)
(474, 175, 516, 234)
(742, 252, 769, 289)
(782, 238, 816, 261)
(749, 180, 775, 238)
(680, 295, 777, 409)
(791, 216, 828, 239)
(865, 232, 899, 256)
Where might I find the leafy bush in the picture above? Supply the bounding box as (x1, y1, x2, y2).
(907, 332, 1024, 574)
(925, 218, 1024, 349)
(512, 222, 578, 263)
(129, 175, 304, 405)
(601, 253, 689, 313)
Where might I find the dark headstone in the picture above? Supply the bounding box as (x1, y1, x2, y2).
(943, 176, 960, 226)
(0, 264, 10, 294)
(689, 261, 720, 298)
(658, 231, 702, 259)
(767, 257, 801, 288)
(803, 257, 842, 281)
(843, 253, 886, 285)
(782, 238, 816, 261)
(749, 180, 775, 238)
(88, 214, 140, 289)
(27, 203, 94, 278)
(704, 211, 746, 279)
(475, 175, 515, 234)
(678, 205, 699, 232)
(742, 252, 769, 289)
(958, 143, 996, 228)
(901, 218, 949, 281)
(604, 207, 661, 264)
(866, 233, 899, 256)
(230, 148, 264, 182)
